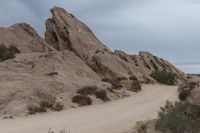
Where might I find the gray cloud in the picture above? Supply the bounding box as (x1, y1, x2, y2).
(0, 0, 200, 73)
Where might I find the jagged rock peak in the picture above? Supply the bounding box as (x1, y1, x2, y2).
(45, 7, 109, 60)
(0, 23, 50, 53)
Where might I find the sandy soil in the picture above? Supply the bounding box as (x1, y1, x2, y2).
(0, 84, 178, 133)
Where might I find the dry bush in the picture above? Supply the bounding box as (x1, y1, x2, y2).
(52, 103, 64, 111)
(48, 128, 69, 133)
(95, 89, 110, 102)
(40, 100, 54, 109)
(102, 77, 125, 90)
(178, 81, 199, 101)
(156, 101, 200, 133)
(72, 95, 92, 106)
(130, 80, 141, 92)
(59, 129, 68, 133)
(27, 105, 47, 114)
(135, 121, 147, 133)
(28, 91, 64, 115)
(45, 72, 58, 76)
(77, 86, 98, 95)
(129, 75, 138, 81)
(178, 89, 191, 101)
(76, 86, 110, 102)
(0, 44, 20, 62)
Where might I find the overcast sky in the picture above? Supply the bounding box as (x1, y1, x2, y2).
(0, 0, 200, 73)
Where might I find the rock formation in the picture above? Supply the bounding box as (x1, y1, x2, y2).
(45, 7, 109, 60)
(45, 7, 187, 84)
(0, 7, 187, 116)
(0, 23, 52, 53)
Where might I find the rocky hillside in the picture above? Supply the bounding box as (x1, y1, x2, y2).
(45, 7, 186, 84)
(0, 7, 187, 117)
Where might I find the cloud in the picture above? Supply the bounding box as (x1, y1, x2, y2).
(0, 0, 200, 73)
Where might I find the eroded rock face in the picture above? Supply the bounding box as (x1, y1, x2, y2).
(89, 49, 186, 84)
(0, 51, 109, 116)
(45, 7, 109, 60)
(45, 7, 187, 84)
(0, 23, 51, 53)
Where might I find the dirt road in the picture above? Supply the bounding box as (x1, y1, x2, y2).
(0, 85, 178, 133)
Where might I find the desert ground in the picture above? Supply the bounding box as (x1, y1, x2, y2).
(0, 84, 178, 133)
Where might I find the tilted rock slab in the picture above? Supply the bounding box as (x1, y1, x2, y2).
(45, 7, 187, 84)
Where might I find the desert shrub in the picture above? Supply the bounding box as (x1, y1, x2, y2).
(129, 75, 138, 81)
(95, 89, 110, 101)
(59, 129, 68, 133)
(77, 86, 110, 102)
(77, 86, 98, 95)
(130, 80, 142, 92)
(34, 89, 56, 103)
(0, 44, 20, 62)
(0, 45, 15, 61)
(102, 78, 123, 89)
(135, 121, 147, 133)
(188, 82, 199, 89)
(27, 105, 47, 114)
(151, 70, 175, 85)
(28, 99, 64, 114)
(178, 82, 198, 101)
(103, 76, 142, 92)
(45, 72, 58, 76)
(116, 77, 128, 81)
(40, 100, 54, 109)
(178, 81, 198, 92)
(9, 45, 20, 54)
(48, 128, 68, 133)
(156, 101, 200, 133)
(178, 89, 191, 101)
(72, 95, 92, 106)
(52, 103, 64, 111)
(2, 115, 14, 119)
(95, 50, 101, 54)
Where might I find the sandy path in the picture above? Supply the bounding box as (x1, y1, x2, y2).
(0, 85, 178, 133)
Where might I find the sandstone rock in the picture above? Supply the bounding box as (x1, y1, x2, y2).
(45, 7, 109, 61)
(44, 7, 186, 84)
(89, 49, 186, 84)
(0, 7, 188, 116)
(0, 23, 52, 53)
(0, 51, 110, 116)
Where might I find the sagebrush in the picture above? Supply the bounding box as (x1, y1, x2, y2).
(156, 101, 200, 133)
(151, 70, 175, 85)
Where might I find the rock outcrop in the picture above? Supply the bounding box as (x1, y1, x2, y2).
(45, 7, 187, 84)
(45, 7, 109, 61)
(0, 23, 52, 53)
(0, 7, 188, 116)
(0, 51, 110, 116)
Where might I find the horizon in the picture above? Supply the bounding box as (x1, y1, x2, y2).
(0, 0, 200, 73)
